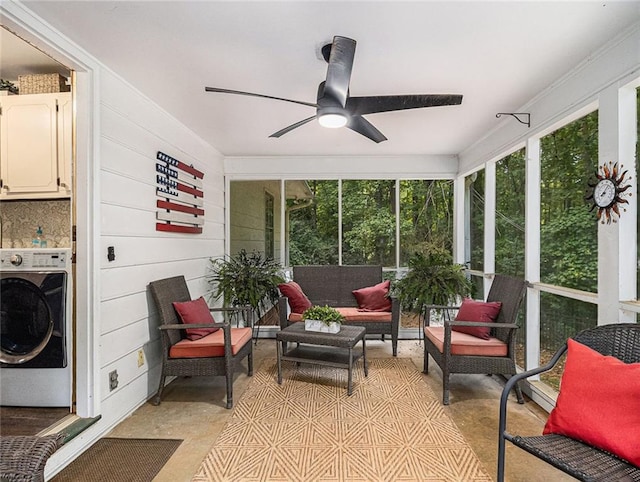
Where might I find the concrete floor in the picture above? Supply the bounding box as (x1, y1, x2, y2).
(108, 339, 574, 482)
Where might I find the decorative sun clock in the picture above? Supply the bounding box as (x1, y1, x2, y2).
(586, 161, 632, 224)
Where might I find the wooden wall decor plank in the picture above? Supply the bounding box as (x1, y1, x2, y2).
(156, 200, 205, 216)
(156, 223, 203, 234)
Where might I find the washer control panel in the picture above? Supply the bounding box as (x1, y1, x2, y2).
(0, 249, 72, 270)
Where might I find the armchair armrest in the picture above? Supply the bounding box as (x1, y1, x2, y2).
(278, 297, 290, 329)
(498, 342, 567, 439)
(426, 304, 462, 311)
(209, 306, 250, 312)
(209, 305, 252, 327)
(159, 322, 227, 331)
(424, 305, 460, 326)
(497, 342, 568, 481)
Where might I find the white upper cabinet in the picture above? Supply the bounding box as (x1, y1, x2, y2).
(0, 92, 72, 199)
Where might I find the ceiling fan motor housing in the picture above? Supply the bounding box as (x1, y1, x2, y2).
(205, 34, 463, 142)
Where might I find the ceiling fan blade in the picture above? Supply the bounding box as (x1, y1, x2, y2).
(347, 115, 387, 143)
(323, 36, 356, 107)
(205, 87, 317, 108)
(269, 115, 317, 138)
(346, 94, 463, 116)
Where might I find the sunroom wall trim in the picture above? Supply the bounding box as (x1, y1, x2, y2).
(224, 155, 458, 178)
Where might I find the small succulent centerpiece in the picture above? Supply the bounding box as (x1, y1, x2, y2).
(302, 305, 345, 334)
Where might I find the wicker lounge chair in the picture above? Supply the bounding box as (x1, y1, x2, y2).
(423, 274, 527, 405)
(149, 276, 253, 409)
(497, 323, 640, 482)
(0, 434, 64, 482)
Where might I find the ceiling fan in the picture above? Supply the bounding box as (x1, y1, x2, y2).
(205, 36, 463, 143)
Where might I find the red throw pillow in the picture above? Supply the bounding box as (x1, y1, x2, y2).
(278, 281, 312, 314)
(352, 280, 392, 312)
(543, 338, 640, 467)
(172, 297, 219, 341)
(452, 298, 502, 340)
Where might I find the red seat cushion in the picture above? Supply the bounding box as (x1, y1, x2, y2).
(172, 297, 219, 340)
(352, 280, 392, 311)
(288, 307, 391, 323)
(169, 327, 253, 358)
(543, 338, 640, 467)
(278, 281, 313, 314)
(424, 326, 508, 357)
(452, 298, 502, 340)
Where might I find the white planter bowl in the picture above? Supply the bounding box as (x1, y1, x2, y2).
(304, 319, 341, 333)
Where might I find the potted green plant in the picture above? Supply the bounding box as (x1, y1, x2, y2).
(207, 249, 285, 325)
(394, 244, 472, 322)
(302, 305, 345, 334)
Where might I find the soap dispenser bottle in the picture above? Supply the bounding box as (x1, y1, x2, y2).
(32, 226, 42, 248)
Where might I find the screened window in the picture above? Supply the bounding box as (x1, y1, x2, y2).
(399, 180, 454, 265)
(539, 292, 597, 390)
(287, 180, 339, 266)
(467, 170, 485, 272)
(342, 180, 396, 266)
(495, 149, 525, 277)
(540, 111, 598, 292)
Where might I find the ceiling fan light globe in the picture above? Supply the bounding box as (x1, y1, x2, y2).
(318, 113, 347, 128)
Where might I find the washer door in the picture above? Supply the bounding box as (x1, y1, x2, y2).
(0, 277, 54, 364)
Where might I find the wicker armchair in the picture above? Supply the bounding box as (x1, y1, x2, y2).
(149, 276, 253, 409)
(497, 323, 640, 482)
(423, 274, 527, 405)
(0, 434, 64, 482)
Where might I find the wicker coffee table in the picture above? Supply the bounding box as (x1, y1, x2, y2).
(276, 323, 368, 395)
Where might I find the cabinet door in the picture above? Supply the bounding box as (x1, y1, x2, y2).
(57, 93, 73, 194)
(0, 94, 59, 195)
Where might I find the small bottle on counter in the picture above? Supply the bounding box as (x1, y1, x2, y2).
(32, 226, 46, 248)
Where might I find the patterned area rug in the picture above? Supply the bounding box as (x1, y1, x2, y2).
(193, 358, 491, 481)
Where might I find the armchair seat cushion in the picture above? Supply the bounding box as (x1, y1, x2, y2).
(288, 307, 392, 323)
(169, 327, 252, 358)
(425, 326, 508, 357)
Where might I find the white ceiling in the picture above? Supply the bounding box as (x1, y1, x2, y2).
(3, 1, 640, 158)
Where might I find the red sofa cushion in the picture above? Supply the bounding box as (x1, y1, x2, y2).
(172, 296, 219, 340)
(169, 327, 253, 358)
(452, 298, 502, 340)
(352, 280, 392, 312)
(278, 281, 313, 314)
(543, 338, 640, 467)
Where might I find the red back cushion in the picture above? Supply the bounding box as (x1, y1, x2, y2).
(452, 298, 502, 340)
(278, 281, 313, 314)
(172, 297, 219, 341)
(352, 280, 392, 312)
(543, 338, 640, 467)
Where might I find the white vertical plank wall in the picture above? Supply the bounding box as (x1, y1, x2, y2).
(97, 69, 225, 431)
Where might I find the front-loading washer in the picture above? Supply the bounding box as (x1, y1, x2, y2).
(0, 249, 72, 407)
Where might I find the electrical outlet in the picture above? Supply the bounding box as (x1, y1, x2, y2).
(137, 349, 144, 367)
(109, 370, 118, 391)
